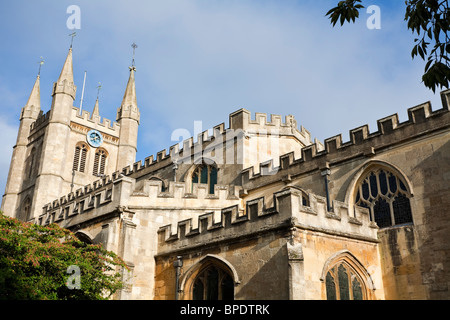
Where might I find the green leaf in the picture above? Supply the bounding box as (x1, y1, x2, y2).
(412, 45, 418, 58)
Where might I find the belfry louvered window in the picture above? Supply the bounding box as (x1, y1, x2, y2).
(73, 143, 88, 173)
(93, 148, 107, 176)
(355, 168, 413, 228)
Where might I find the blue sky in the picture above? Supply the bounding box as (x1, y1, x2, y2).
(0, 0, 445, 198)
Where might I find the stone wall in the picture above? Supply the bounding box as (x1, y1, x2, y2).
(237, 90, 450, 300)
(155, 187, 381, 300)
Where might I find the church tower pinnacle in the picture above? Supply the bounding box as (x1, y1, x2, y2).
(51, 48, 76, 100)
(49, 48, 77, 125)
(21, 74, 41, 120)
(1, 73, 43, 218)
(92, 98, 100, 117)
(116, 44, 140, 171)
(91, 82, 102, 120)
(117, 66, 139, 121)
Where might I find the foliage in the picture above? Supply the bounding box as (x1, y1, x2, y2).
(0, 213, 128, 300)
(326, 0, 450, 92)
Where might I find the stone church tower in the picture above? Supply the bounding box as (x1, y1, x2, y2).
(1, 48, 140, 221)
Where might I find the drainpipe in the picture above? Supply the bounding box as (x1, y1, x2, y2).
(173, 256, 183, 300)
(70, 170, 75, 193)
(321, 168, 332, 212)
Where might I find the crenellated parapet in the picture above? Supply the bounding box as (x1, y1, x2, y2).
(28, 105, 123, 136)
(123, 109, 315, 177)
(36, 168, 241, 228)
(71, 106, 120, 132)
(157, 187, 378, 254)
(131, 179, 240, 201)
(29, 110, 50, 133)
(35, 173, 120, 228)
(116, 122, 233, 176)
(229, 108, 313, 147)
(242, 90, 450, 187)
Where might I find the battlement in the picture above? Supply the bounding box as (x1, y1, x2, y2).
(36, 173, 118, 227)
(242, 90, 450, 187)
(71, 107, 120, 133)
(132, 179, 240, 201)
(229, 108, 312, 145)
(30, 110, 50, 133)
(125, 109, 314, 177)
(157, 187, 377, 254)
(36, 169, 241, 228)
(28, 105, 122, 134)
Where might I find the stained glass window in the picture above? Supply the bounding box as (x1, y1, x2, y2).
(393, 194, 413, 225)
(193, 279, 204, 300)
(379, 170, 388, 195)
(354, 168, 413, 228)
(325, 262, 366, 300)
(192, 265, 234, 300)
(338, 265, 350, 300)
(352, 277, 363, 300)
(326, 272, 336, 300)
(374, 198, 392, 228)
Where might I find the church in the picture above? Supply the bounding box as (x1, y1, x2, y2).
(2, 46, 449, 300)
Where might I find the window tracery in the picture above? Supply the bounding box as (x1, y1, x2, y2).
(355, 168, 413, 228)
(325, 261, 365, 300)
(192, 265, 234, 300)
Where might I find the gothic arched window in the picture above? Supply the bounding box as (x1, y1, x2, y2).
(325, 261, 366, 300)
(191, 164, 217, 194)
(73, 142, 88, 173)
(355, 168, 413, 228)
(93, 148, 107, 176)
(21, 197, 32, 222)
(192, 265, 234, 300)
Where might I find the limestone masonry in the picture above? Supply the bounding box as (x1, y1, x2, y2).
(2, 48, 449, 300)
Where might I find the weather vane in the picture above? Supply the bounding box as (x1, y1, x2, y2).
(96, 82, 102, 99)
(131, 42, 138, 70)
(37, 56, 44, 76)
(69, 32, 77, 48)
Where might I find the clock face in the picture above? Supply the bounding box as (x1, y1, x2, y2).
(86, 129, 103, 148)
